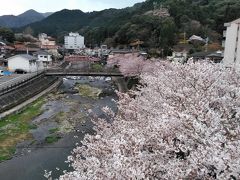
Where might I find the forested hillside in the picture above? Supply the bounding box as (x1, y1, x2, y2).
(0, 10, 48, 28)
(18, 0, 240, 51)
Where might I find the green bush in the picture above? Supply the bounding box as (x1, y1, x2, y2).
(91, 63, 103, 72)
(45, 135, 61, 144)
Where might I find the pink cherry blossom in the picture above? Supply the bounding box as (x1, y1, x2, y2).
(107, 53, 156, 76)
(60, 61, 240, 179)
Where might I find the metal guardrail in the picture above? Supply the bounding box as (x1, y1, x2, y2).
(0, 71, 44, 96)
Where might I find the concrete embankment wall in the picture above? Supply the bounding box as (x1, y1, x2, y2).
(112, 77, 128, 93)
(0, 74, 58, 114)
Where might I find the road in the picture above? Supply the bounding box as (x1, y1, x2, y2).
(0, 72, 43, 93)
(0, 74, 22, 84)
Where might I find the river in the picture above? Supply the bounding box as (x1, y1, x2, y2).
(0, 76, 118, 180)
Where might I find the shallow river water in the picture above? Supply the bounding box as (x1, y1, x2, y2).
(0, 77, 118, 180)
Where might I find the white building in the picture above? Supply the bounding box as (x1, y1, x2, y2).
(34, 50, 52, 67)
(167, 50, 188, 63)
(7, 54, 43, 73)
(64, 32, 85, 50)
(223, 18, 240, 66)
(39, 33, 56, 46)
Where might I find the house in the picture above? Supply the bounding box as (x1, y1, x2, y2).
(64, 55, 100, 63)
(34, 50, 53, 67)
(167, 45, 192, 63)
(39, 33, 56, 47)
(0, 45, 15, 54)
(0, 42, 6, 46)
(167, 50, 188, 63)
(188, 35, 205, 43)
(38, 33, 58, 51)
(188, 35, 206, 46)
(14, 43, 40, 55)
(223, 18, 240, 66)
(0, 41, 14, 54)
(189, 50, 223, 63)
(64, 32, 85, 50)
(7, 54, 43, 73)
(206, 50, 224, 63)
(189, 51, 210, 61)
(108, 49, 137, 58)
(64, 55, 100, 70)
(41, 45, 59, 50)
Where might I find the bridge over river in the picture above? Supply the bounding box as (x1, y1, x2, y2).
(0, 61, 123, 94)
(45, 61, 123, 77)
(45, 70, 123, 77)
(0, 61, 124, 115)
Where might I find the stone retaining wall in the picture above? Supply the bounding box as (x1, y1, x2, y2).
(0, 75, 58, 113)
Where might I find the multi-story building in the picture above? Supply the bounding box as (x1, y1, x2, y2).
(38, 33, 56, 47)
(223, 18, 240, 66)
(64, 32, 85, 50)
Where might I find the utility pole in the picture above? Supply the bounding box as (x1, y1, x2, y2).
(205, 37, 209, 52)
(184, 31, 186, 44)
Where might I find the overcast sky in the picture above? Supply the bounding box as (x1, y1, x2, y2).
(0, 0, 145, 16)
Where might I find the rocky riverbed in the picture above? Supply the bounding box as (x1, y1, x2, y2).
(0, 76, 118, 180)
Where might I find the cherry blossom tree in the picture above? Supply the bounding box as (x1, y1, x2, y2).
(107, 53, 155, 76)
(60, 61, 240, 179)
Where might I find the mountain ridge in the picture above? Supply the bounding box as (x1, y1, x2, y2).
(0, 9, 53, 28)
(3, 0, 240, 53)
(18, 0, 240, 51)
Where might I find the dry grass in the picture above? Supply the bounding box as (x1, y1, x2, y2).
(0, 99, 44, 161)
(75, 84, 102, 99)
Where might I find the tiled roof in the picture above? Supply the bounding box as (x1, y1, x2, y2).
(14, 44, 40, 52)
(35, 50, 50, 55)
(2, 46, 15, 50)
(188, 35, 205, 42)
(41, 45, 59, 50)
(206, 51, 224, 58)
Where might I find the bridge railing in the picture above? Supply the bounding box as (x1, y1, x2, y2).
(45, 67, 121, 74)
